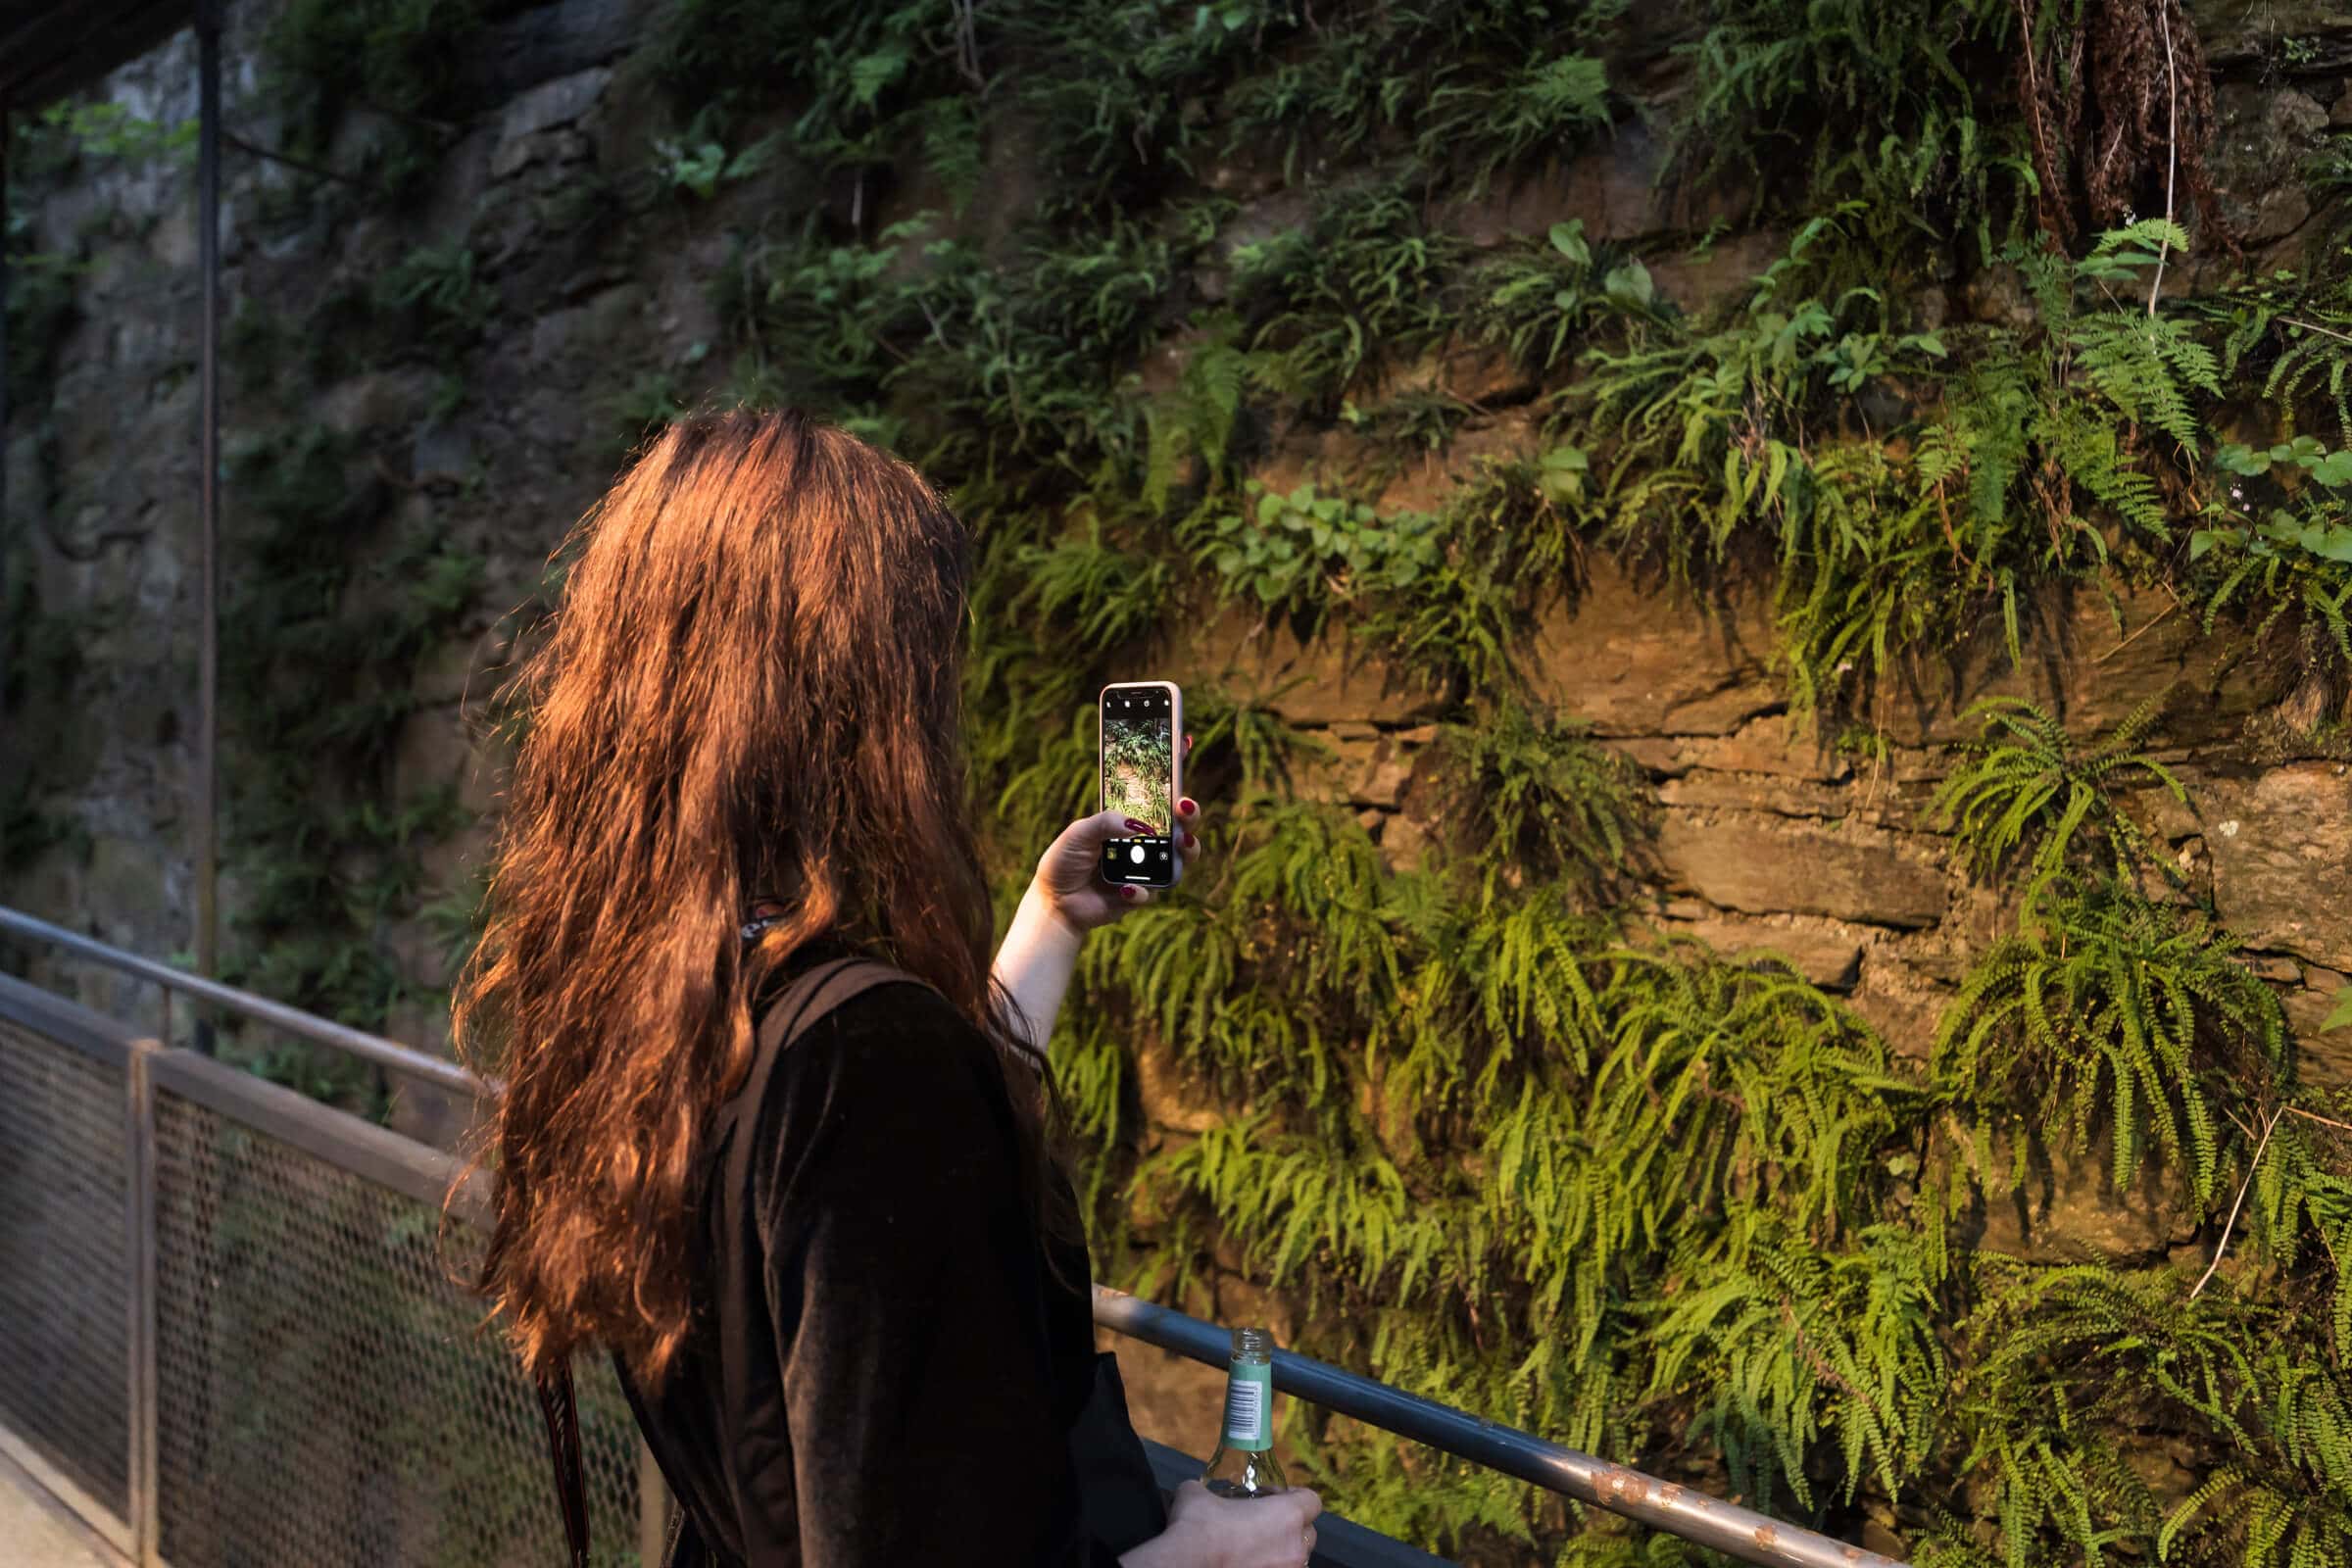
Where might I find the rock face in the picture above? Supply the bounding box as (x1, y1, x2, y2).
(1871, 580, 2276, 748)
(2208, 84, 2331, 243)
(2283, 971, 2352, 1087)
(1189, 608, 1451, 727)
(2203, 765, 2352, 971)
(1655, 812, 1950, 929)
(1645, 906, 1868, 990)
(1969, 1137, 2202, 1265)
(1525, 561, 1780, 737)
(2190, 0, 2352, 69)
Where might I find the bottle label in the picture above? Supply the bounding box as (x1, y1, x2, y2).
(1221, 1359, 1273, 1451)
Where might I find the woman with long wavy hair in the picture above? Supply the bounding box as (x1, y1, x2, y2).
(448, 408, 1321, 1568)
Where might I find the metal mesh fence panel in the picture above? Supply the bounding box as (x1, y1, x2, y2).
(153, 1091, 650, 1568)
(0, 1019, 129, 1519)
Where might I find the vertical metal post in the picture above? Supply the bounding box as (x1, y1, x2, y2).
(193, 0, 222, 1054)
(126, 1038, 161, 1567)
(638, 1440, 667, 1567)
(1, 100, 14, 782)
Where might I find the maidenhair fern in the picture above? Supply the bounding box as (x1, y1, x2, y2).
(1931, 1267, 2216, 1568)
(2246, 1101, 2352, 1360)
(1143, 322, 1250, 514)
(1928, 1268, 2352, 1568)
(1579, 941, 1920, 1255)
(1642, 1224, 1946, 1517)
(1933, 879, 2287, 1209)
(2161, 1349, 2352, 1568)
(1229, 179, 1468, 414)
(1426, 703, 1649, 909)
(1669, 0, 2032, 271)
(1932, 696, 2189, 906)
(1219, 0, 1624, 195)
(1389, 882, 1610, 1113)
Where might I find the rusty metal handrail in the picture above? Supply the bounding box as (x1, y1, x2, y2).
(0, 905, 491, 1099)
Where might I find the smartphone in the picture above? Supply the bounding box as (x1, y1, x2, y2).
(1099, 680, 1183, 889)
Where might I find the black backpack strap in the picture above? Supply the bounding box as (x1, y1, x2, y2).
(722, 956, 928, 1235)
(535, 1357, 591, 1567)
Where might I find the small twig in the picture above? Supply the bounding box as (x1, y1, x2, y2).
(2148, 4, 2180, 314)
(2094, 599, 2179, 663)
(952, 0, 985, 88)
(916, 297, 951, 349)
(220, 128, 373, 190)
(2279, 317, 2352, 347)
(2189, 1104, 2282, 1300)
(2284, 1103, 2352, 1136)
(1780, 1300, 1879, 1417)
(2014, 0, 2064, 245)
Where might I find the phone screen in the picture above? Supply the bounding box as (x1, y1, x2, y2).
(1101, 684, 1178, 886)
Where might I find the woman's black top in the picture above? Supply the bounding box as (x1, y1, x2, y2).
(611, 937, 1150, 1567)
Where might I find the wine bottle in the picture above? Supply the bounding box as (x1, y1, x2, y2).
(1202, 1325, 1286, 1497)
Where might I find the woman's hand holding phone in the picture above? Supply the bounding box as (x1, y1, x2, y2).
(1034, 732, 1200, 936)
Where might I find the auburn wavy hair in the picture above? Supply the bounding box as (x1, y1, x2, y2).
(448, 406, 1065, 1393)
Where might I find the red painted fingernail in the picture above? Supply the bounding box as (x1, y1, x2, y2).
(1184, 830, 1198, 850)
(1178, 798, 1197, 816)
(1124, 817, 1152, 833)
(1120, 886, 1140, 901)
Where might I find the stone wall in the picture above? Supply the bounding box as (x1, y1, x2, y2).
(1171, 561, 2352, 1091)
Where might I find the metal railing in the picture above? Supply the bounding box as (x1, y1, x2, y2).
(0, 972, 658, 1568)
(0, 907, 651, 1567)
(0, 905, 1912, 1568)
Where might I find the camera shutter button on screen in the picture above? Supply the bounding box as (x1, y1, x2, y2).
(1130, 844, 1146, 864)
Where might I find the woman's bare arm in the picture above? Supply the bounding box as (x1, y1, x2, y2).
(992, 875, 1090, 1060)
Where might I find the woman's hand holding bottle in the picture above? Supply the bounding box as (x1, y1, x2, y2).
(1123, 1479, 1323, 1568)
(1167, 1478, 1324, 1568)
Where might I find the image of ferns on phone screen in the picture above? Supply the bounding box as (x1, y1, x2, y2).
(1102, 705, 1173, 832)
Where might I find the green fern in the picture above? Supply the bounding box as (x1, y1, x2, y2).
(2189, 473, 2352, 677)
(1230, 179, 1467, 415)
(1931, 1267, 2352, 1568)
(1427, 703, 1650, 910)
(2161, 1352, 2352, 1568)
(1670, 0, 2034, 273)
(1642, 1224, 1946, 1516)
(2247, 1098, 2352, 1361)
(1220, 0, 1623, 195)
(1144, 321, 1251, 513)
(1932, 696, 2190, 906)
(1933, 879, 2287, 1210)
(1471, 218, 1672, 375)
